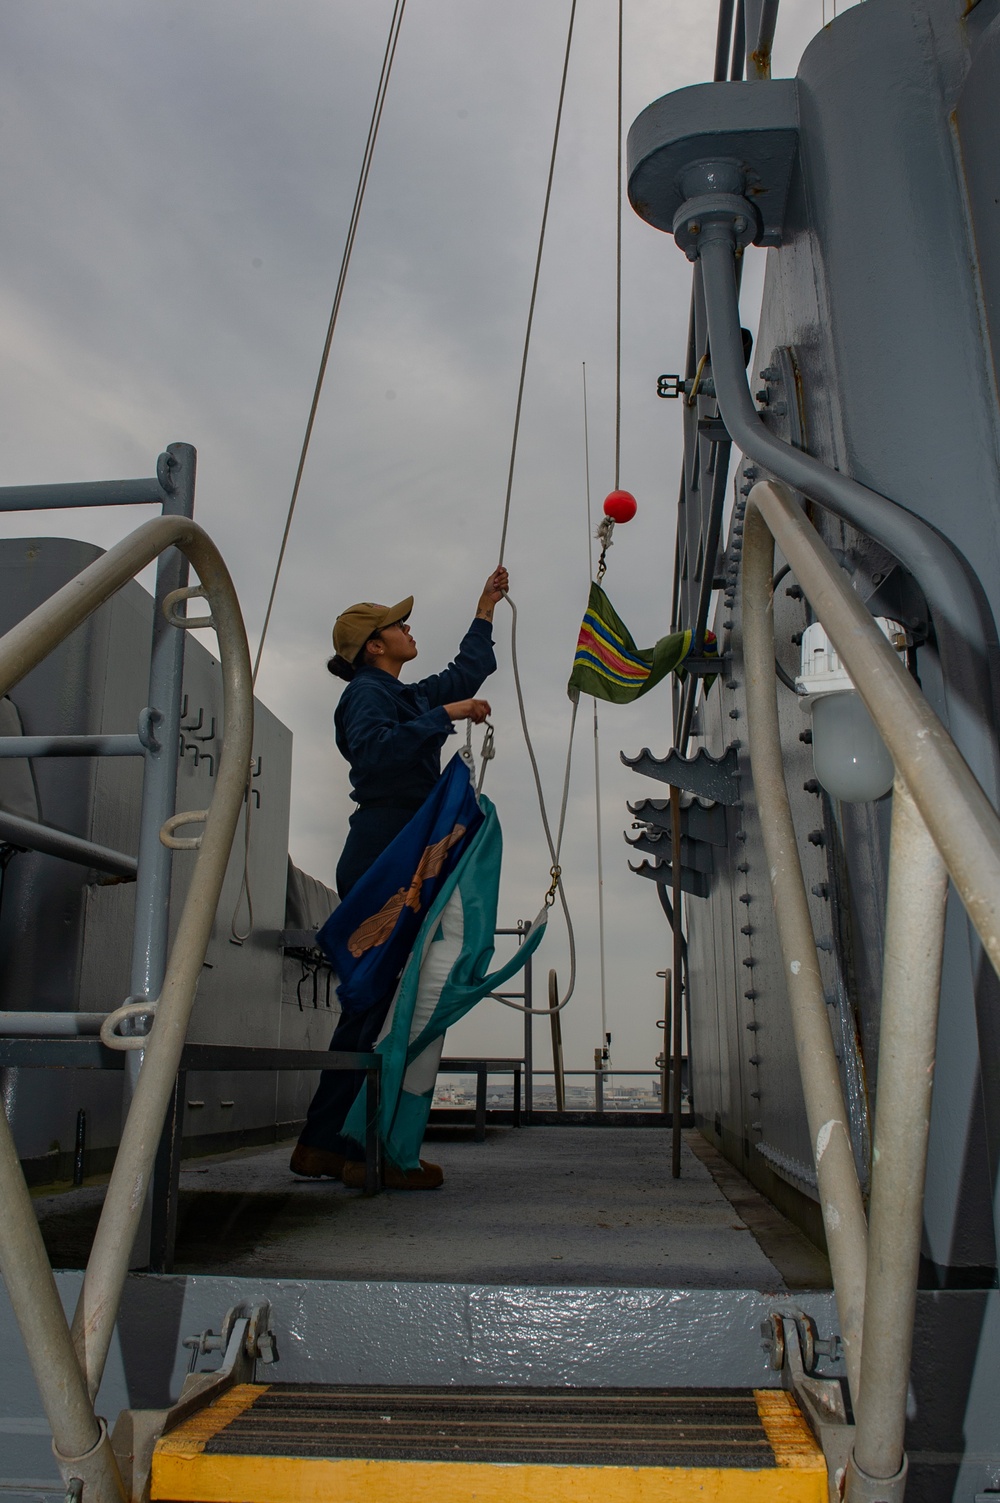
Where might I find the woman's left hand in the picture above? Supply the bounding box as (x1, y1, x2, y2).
(477, 568, 509, 618)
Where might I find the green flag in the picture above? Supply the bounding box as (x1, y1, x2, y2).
(568, 581, 710, 703)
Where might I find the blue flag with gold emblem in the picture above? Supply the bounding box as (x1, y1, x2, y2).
(316, 754, 483, 1015)
(341, 791, 545, 1168)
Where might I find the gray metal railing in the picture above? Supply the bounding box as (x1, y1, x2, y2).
(517, 1068, 687, 1114)
(743, 477, 1000, 1500)
(0, 506, 252, 1502)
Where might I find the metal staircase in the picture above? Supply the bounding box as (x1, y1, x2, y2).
(150, 1384, 826, 1503)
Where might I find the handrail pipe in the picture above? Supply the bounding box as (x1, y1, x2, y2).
(748, 480, 1000, 981)
(0, 809, 137, 879)
(849, 779, 946, 1496)
(745, 478, 1000, 1495)
(0, 514, 252, 1500)
(742, 498, 869, 1405)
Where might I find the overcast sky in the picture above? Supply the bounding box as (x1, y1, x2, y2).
(0, 0, 845, 1072)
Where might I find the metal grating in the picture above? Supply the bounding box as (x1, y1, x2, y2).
(203, 1384, 779, 1467)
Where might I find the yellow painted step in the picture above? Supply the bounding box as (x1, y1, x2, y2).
(152, 1383, 827, 1503)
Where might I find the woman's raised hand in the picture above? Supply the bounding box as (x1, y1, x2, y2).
(476, 567, 509, 620)
(445, 698, 492, 725)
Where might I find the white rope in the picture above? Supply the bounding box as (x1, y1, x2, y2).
(489, 591, 578, 1016)
(252, 0, 408, 686)
(228, 779, 255, 944)
(496, 0, 579, 568)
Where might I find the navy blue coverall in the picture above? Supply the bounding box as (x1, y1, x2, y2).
(299, 617, 496, 1156)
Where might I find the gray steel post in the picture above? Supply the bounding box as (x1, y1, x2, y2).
(523, 941, 533, 1121)
(846, 781, 947, 1498)
(657, 969, 672, 1116)
(129, 443, 195, 1005)
(124, 444, 196, 1264)
(670, 786, 684, 1176)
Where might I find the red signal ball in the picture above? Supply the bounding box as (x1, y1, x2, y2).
(603, 490, 637, 524)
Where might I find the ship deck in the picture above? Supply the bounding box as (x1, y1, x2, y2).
(33, 1127, 830, 1289)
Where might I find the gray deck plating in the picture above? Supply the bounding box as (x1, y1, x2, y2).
(4, 1128, 840, 1493)
(34, 1129, 802, 1288)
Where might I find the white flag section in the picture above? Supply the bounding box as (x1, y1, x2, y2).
(342, 793, 546, 1170)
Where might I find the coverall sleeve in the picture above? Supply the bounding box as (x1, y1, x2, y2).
(339, 682, 454, 775)
(415, 618, 497, 709)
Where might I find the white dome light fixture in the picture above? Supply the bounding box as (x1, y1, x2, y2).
(795, 618, 908, 804)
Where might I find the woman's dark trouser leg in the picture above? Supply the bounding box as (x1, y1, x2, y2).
(297, 987, 394, 1156)
(298, 802, 420, 1156)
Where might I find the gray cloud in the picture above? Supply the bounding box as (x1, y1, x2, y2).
(0, 0, 833, 1071)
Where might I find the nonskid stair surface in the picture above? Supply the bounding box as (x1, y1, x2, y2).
(152, 1382, 827, 1502)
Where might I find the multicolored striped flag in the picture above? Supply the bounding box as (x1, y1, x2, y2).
(568, 581, 709, 703)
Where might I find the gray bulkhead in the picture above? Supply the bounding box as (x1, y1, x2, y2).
(685, 0, 1000, 1286)
(0, 536, 336, 1182)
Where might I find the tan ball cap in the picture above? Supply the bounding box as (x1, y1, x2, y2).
(332, 596, 414, 664)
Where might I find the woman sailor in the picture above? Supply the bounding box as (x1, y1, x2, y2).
(290, 566, 508, 1189)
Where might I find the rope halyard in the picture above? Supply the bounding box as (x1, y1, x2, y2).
(253, 0, 408, 687)
(482, 0, 581, 1016)
(487, 593, 579, 1015)
(496, 0, 579, 569)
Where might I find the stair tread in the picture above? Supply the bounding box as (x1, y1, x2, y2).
(152, 1383, 827, 1501)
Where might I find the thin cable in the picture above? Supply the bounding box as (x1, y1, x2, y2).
(583, 362, 593, 574)
(582, 361, 608, 1044)
(252, 0, 407, 686)
(496, 0, 579, 568)
(614, 0, 623, 489)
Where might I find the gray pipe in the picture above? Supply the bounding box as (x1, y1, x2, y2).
(848, 780, 947, 1496)
(0, 810, 137, 879)
(698, 231, 1000, 804)
(0, 1012, 106, 1037)
(0, 478, 167, 512)
(745, 0, 779, 78)
(0, 735, 144, 758)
